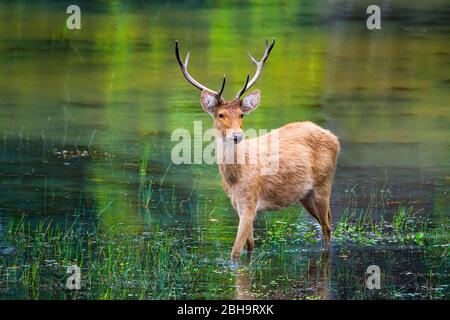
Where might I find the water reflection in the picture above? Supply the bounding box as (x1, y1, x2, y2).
(233, 249, 332, 300)
(235, 255, 255, 300)
(306, 250, 330, 300)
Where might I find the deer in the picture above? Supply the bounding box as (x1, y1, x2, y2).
(175, 39, 340, 260)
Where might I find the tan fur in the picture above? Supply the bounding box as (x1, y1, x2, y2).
(200, 91, 340, 259)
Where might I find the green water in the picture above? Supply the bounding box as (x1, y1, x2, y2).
(0, 0, 448, 299)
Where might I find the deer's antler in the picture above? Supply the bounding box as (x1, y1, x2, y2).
(236, 38, 275, 99)
(175, 41, 226, 98)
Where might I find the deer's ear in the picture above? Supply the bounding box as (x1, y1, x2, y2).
(200, 90, 218, 114)
(241, 89, 260, 114)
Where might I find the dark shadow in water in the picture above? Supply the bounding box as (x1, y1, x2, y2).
(306, 249, 331, 300)
(234, 249, 331, 300)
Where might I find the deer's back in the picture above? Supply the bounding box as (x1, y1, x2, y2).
(247, 121, 340, 211)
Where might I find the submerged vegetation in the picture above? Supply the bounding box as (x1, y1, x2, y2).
(0, 200, 447, 300)
(334, 205, 430, 246)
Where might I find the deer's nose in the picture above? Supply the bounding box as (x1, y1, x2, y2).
(232, 132, 244, 143)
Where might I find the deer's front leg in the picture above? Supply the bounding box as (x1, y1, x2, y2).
(246, 227, 254, 251)
(231, 205, 256, 260)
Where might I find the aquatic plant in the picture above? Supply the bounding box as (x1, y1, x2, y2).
(0, 201, 446, 300)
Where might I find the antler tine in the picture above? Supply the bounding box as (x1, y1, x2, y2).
(236, 38, 275, 99)
(175, 41, 225, 96)
(247, 51, 258, 65)
(236, 75, 250, 100)
(262, 38, 275, 63)
(217, 75, 226, 98)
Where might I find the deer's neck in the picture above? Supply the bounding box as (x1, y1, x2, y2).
(216, 134, 244, 186)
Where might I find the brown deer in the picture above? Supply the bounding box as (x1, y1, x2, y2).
(175, 39, 340, 260)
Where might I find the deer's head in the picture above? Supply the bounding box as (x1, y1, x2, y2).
(175, 39, 275, 144)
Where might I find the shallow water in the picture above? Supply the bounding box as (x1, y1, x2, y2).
(0, 0, 448, 299)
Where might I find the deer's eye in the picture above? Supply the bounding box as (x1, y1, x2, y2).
(240, 114, 244, 118)
(218, 113, 224, 119)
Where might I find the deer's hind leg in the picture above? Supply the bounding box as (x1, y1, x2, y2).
(300, 185, 332, 246)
